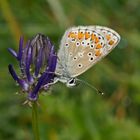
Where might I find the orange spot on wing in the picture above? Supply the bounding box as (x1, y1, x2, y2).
(68, 32, 77, 39)
(85, 32, 90, 39)
(68, 32, 72, 37)
(108, 40, 114, 45)
(95, 37, 99, 44)
(71, 33, 77, 39)
(106, 35, 111, 40)
(91, 33, 96, 40)
(96, 44, 102, 49)
(78, 32, 84, 40)
(95, 50, 102, 56)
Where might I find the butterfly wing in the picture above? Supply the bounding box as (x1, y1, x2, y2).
(56, 26, 120, 77)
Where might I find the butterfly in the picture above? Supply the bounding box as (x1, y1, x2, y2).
(53, 26, 121, 87)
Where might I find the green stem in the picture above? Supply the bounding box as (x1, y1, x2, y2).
(32, 101, 40, 140)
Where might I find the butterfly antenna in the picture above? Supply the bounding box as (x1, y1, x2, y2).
(77, 78, 104, 95)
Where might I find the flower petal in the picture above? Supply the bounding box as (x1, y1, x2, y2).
(35, 47, 43, 77)
(25, 42, 34, 83)
(43, 46, 57, 86)
(28, 71, 47, 101)
(28, 47, 57, 101)
(8, 48, 18, 58)
(8, 64, 29, 91)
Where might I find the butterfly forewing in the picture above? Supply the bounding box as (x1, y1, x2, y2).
(56, 26, 120, 77)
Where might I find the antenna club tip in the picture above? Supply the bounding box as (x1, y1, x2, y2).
(77, 78, 104, 95)
(98, 90, 104, 95)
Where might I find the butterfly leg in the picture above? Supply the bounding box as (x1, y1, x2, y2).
(43, 77, 59, 89)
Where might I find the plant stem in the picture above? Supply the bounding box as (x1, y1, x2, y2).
(32, 101, 40, 140)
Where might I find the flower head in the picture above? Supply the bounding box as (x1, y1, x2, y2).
(8, 34, 57, 101)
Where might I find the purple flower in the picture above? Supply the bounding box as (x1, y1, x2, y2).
(8, 34, 57, 101)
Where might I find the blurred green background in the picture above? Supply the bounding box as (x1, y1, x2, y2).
(0, 0, 140, 139)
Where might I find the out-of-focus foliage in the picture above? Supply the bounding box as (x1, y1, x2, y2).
(0, 0, 140, 139)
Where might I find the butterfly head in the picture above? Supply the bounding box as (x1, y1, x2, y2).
(55, 74, 78, 87)
(66, 78, 77, 87)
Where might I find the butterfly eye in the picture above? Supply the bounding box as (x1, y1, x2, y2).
(69, 78, 75, 84)
(66, 78, 76, 87)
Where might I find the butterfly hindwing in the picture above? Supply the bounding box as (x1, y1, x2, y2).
(56, 26, 120, 77)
